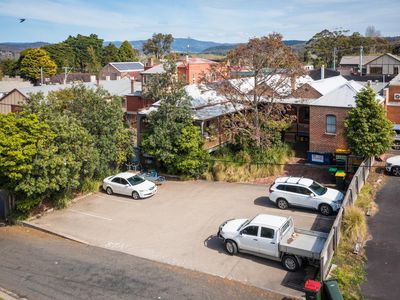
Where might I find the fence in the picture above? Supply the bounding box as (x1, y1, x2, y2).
(319, 156, 374, 280)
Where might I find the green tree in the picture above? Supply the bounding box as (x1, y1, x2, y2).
(142, 33, 174, 59)
(0, 112, 62, 214)
(103, 43, 120, 64)
(42, 85, 132, 176)
(142, 60, 209, 177)
(42, 43, 75, 73)
(0, 59, 18, 76)
(344, 86, 395, 157)
(118, 40, 139, 62)
(19, 48, 57, 82)
(64, 34, 104, 72)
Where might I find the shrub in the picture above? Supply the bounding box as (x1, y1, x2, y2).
(81, 178, 101, 194)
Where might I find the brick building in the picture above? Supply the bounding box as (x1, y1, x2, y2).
(385, 74, 400, 124)
(99, 62, 144, 80)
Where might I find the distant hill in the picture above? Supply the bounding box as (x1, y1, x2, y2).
(201, 40, 306, 55)
(106, 38, 236, 53)
(0, 42, 49, 59)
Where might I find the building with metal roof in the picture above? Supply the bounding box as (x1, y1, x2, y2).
(99, 62, 144, 81)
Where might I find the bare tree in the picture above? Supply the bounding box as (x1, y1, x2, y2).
(365, 25, 381, 37)
(201, 33, 305, 149)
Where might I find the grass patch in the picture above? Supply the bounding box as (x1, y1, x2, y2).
(206, 143, 293, 182)
(332, 183, 374, 300)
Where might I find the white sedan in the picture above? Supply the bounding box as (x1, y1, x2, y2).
(103, 172, 157, 199)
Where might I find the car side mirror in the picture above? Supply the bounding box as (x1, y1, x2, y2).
(310, 193, 315, 197)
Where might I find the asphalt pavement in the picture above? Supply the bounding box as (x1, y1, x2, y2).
(0, 226, 296, 300)
(361, 175, 400, 300)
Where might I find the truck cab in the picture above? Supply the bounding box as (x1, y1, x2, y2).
(218, 214, 327, 271)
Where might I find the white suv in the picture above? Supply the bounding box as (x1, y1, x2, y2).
(386, 155, 400, 176)
(269, 177, 344, 216)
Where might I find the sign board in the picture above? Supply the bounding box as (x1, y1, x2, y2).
(311, 154, 324, 163)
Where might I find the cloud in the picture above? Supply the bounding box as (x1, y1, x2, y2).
(0, 0, 139, 29)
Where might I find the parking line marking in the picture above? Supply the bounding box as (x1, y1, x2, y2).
(69, 209, 112, 221)
(97, 194, 135, 204)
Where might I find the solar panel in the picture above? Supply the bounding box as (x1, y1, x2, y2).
(112, 62, 144, 71)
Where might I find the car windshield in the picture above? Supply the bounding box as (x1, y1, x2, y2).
(127, 175, 145, 186)
(238, 219, 250, 230)
(309, 181, 327, 196)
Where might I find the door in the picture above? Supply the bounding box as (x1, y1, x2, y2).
(258, 227, 279, 257)
(119, 178, 132, 196)
(110, 177, 124, 194)
(283, 185, 303, 206)
(238, 225, 259, 252)
(296, 186, 317, 208)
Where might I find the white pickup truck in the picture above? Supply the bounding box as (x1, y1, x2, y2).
(217, 214, 328, 271)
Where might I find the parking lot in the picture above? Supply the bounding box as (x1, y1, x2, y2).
(28, 180, 335, 298)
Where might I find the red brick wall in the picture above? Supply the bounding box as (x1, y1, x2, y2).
(178, 63, 213, 84)
(309, 106, 350, 153)
(126, 95, 153, 112)
(386, 85, 400, 124)
(387, 105, 400, 124)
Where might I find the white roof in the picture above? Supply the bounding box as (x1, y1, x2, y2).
(309, 76, 348, 96)
(13, 78, 133, 99)
(141, 62, 184, 75)
(310, 80, 383, 108)
(275, 176, 314, 187)
(251, 214, 289, 228)
(115, 172, 138, 179)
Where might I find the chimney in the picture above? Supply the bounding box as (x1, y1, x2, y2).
(321, 65, 325, 79)
(291, 76, 297, 93)
(147, 57, 154, 67)
(90, 75, 96, 83)
(130, 77, 135, 94)
(185, 55, 189, 64)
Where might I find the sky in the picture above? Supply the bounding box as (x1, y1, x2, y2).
(0, 0, 399, 43)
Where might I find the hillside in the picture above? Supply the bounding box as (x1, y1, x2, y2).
(0, 42, 49, 59)
(201, 40, 306, 54)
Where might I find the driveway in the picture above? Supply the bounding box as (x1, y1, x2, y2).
(361, 172, 400, 299)
(27, 180, 334, 298)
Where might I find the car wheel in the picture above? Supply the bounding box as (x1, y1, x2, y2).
(319, 203, 332, 216)
(392, 167, 400, 177)
(225, 240, 238, 255)
(282, 255, 300, 272)
(132, 191, 140, 200)
(277, 198, 289, 210)
(106, 187, 113, 195)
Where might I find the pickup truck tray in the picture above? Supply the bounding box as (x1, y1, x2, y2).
(279, 228, 328, 260)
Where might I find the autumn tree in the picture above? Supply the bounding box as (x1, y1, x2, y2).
(142, 33, 174, 59)
(118, 40, 139, 61)
(202, 33, 304, 150)
(19, 48, 57, 83)
(344, 86, 394, 157)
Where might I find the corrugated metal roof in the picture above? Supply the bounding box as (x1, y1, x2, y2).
(340, 55, 378, 65)
(110, 62, 144, 72)
(13, 78, 135, 99)
(309, 75, 348, 95)
(310, 80, 383, 108)
(141, 62, 184, 75)
(0, 79, 32, 93)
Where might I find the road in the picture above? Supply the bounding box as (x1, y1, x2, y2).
(0, 226, 295, 300)
(361, 175, 400, 300)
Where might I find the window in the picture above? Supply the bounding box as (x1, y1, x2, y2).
(127, 175, 145, 186)
(276, 185, 285, 191)
(240, 226, 259, 236)
(309, 181, 328, 196)
(120, 178, 129, 185)
(261, 227, 275, 239)
(297, 187, 312, 195)
(370, 67, 382, 75)
(394, 67, 399, 75)
(280, 219, 291, 237)
(326, 115, 336, 134)
(299, 106, 310, 123)
(284, 185, 298, 193)
(111, 177, 121, 184)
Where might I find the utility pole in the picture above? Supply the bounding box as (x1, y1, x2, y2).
(63, 67, 73, 85)
(359, 46, 364, 76)
(40, 67, 43, 85)
(333, 47, 337, 70)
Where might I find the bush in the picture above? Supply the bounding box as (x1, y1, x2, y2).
(81, 178, 101, 194)
(207, 143, 293, 182)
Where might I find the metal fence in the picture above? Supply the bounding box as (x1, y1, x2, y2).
(319, 156, 374, 280)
